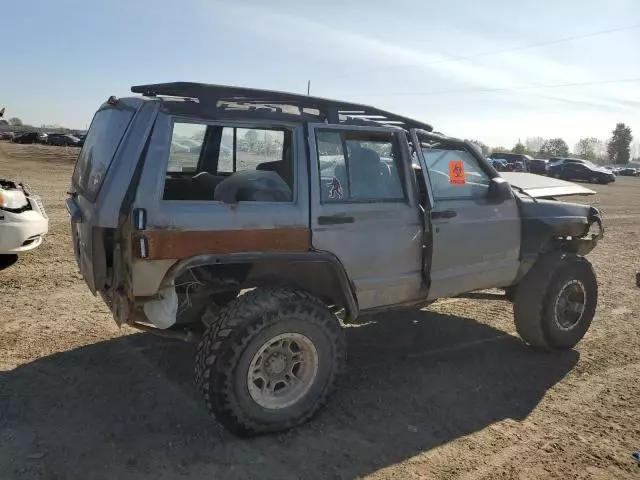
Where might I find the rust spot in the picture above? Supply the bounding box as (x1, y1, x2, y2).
(134, 227, 310, 260)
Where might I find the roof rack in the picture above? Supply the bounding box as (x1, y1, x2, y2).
(131, 82, 433, 132)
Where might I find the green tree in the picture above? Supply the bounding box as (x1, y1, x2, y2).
(574, 137, 599, 161)
(512, 142, 528, 154)
(8, 117, 23, 126)
(539, 138, 569, 157)
(606, 123, 633, 164)
(490, 146, 509, 154)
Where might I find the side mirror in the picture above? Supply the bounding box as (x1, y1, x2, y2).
(488, 176, 513, 201)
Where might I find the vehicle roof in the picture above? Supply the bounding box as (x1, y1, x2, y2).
(130, 82, 434, 132)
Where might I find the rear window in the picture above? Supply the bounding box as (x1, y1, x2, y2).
(72, 106, 134, 201)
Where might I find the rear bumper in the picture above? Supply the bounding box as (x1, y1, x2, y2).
(0, 209, 49, 254)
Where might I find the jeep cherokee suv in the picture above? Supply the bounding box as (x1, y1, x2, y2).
(67, 82, 604, 436)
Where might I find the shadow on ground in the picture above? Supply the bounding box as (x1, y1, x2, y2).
(0, 309, 578, 480)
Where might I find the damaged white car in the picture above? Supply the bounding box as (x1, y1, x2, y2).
(0, 179, 48, 267)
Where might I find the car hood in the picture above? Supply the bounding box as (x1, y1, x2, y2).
(501, 172, 596, 198)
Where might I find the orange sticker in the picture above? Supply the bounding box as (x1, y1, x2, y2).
(449, 160, 466, 185)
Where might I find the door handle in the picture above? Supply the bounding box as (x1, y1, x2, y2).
(431, 210, 457, 220)
(318, 215, 354, 225)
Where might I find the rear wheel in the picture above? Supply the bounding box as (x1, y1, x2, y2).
(513, 252, 597, 350)
(589, 176, 598, 183)
(195, 286, 346, 436)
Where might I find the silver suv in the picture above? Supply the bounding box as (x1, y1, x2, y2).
(67, 82, 604, 436)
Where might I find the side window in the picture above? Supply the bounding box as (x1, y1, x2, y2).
(163, 121, 292, 202)
(236, 128, 285, 171)
(422, 149, 490, 200)
(167, 123, 206, 173)
(316, 129, 405, 203)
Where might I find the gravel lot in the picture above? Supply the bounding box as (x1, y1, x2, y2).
(1, 142, 639, 480)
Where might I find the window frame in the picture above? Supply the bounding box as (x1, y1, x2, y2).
(313, 126, 410, 205)
(161, 116, 298, 205)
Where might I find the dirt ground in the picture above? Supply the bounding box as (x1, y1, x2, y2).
(0, 142, 639, 480)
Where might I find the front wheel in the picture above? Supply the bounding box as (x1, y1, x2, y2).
(195, 286, 346, 436)
(513, 252, 597, 350)
(0, 254, 18, 270)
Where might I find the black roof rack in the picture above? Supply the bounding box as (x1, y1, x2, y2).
(131, 82, 433, 132)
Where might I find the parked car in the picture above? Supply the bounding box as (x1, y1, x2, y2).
(47, 133, 82, 147)
(489, 152, 534, 172)
(488, 158, 508, 171)
(74, 133, 87, 146)
(0, 178, 49, 269)
(617, 167, 639, 176)
(553, 161, 615, 184)
(11, 132, 39, 144)
(528, 158, 549, 175)
(547, 158, 588, 177)
(0, 131, 15, 141)
(68, 82, 604, 437)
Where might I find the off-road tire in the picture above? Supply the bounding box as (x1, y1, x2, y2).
(513, 252, 597, 350)
(194, 286, 347, 436)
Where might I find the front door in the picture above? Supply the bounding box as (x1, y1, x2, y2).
(413, 137, 521, 299)
(308, 124, 424, 311)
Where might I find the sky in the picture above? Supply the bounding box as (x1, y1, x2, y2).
(2, 0, 639, 149)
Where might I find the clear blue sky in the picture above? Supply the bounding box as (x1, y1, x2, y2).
(2, 0, 639, 149)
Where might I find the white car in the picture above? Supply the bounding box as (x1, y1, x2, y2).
(0, 179, 48, 266)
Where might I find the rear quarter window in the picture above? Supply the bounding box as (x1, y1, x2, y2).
(72, 106, 134, 201)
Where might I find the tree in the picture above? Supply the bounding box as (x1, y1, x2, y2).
(467, 139, 489, 156)
(243, 129, 258, 151)
(606, 123, 633, 164)
(8, 117, 23, 126)
(539, 138, 569, 157)
(525, 137, 546, 155)
(512, 142, 528, 154)
(593, 139, 608, 163)
(574, 137, 599, 161)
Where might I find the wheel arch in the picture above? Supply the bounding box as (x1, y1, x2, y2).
(158, 251, 359, 321)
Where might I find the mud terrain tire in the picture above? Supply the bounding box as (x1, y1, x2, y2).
(513, 252, 597, 350)
(194, 286, 346, 437)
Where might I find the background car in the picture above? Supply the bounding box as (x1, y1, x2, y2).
(618, 167, 639, 177)
(489, 152, 534, 172)
(554, 161, 615, 184)
(47, 133, 82, 147)
(488, 158, 508, 171)
(547, 157, 588, 177)
(528, 158, 549, 175)
(11, 132, 39, 144)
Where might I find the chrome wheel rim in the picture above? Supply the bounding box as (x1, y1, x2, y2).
(247, 333, 319, 410)
(554, 280, 586, 330)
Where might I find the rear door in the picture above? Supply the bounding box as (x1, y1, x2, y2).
(413, 137, 521, 299)
(308, 124, 424, 311)
(68, 98, 156, 293)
